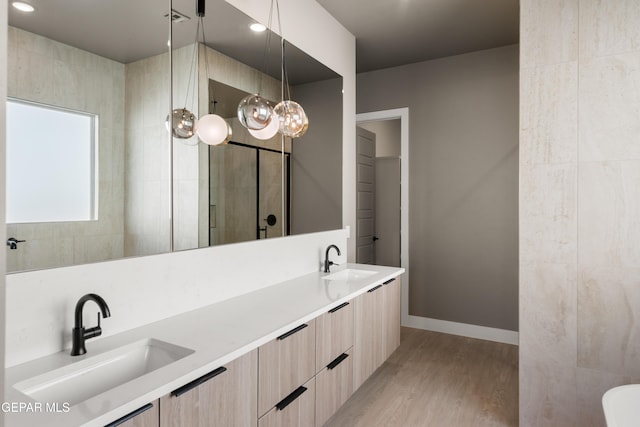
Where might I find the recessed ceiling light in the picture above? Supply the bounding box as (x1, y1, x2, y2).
(12, 1, 35, 12)
(249, 23, 266, 33)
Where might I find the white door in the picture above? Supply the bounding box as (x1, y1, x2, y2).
(375, 157, 401, 267)
(356, 127, 376, 264)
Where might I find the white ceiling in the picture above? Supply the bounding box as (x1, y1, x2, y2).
(317, 0, 519, 72)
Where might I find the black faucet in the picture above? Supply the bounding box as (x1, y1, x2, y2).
(324, 244, 341, 273)
(71, 294, 111, 356)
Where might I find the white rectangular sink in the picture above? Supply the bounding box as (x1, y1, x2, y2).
(322, 268, 378, 282)
(14, 338, 194, 406)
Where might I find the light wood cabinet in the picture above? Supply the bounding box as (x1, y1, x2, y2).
(109, 274, 400, 427)
(315, 348, 354, 426)
(353, 275, 402, 391)
(258, 378, 316, 427)
(105, 400, 159, 427)
(159, 350, 257, 427)
(316, 301, 354, 372)
(258, 319, 316, 417)
(353, 284, 385, 390)
(383, 276, 401, 359)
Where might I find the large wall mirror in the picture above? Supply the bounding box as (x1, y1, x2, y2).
(5, 0, 342, 273)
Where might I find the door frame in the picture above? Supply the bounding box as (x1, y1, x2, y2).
(356, 108, 409, 327)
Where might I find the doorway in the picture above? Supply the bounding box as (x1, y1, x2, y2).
(356, 108, 409, 325)
(356, 121, 401, 267)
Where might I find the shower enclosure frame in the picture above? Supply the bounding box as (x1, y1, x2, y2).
(212, 140, 290, 243)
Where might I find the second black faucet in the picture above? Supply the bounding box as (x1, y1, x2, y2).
(324, 245, 341, 273)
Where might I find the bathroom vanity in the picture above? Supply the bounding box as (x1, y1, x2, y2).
(5, 264, 403, 427)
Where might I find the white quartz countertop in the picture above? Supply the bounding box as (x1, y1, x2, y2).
(4, 263, 404, 427)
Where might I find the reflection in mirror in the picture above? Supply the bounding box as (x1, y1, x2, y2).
(5, 0, 343, 272)
(170, 0, 343, 249)
(6, 0, 172, 272)
(208, 81, 290, 245)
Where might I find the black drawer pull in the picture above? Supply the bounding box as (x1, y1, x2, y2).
(368, 284, 383, 293)
(277, 323, 308, 340)
(171, 366, 227, 397)
(104, 403, 153, 427)
(276, 386, 308, 411)
(326, 353, 349, 370)
(328, 302, 350, 313)
(383, 278, 396, 285)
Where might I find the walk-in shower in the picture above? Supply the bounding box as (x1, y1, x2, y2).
(208, 140, 290, 246)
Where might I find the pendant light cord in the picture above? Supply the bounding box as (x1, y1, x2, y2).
(183, 19, 201, 110)
(274, 0, 292, 104)
(258, 0, 276, 96)
(199, 16, 217, 114)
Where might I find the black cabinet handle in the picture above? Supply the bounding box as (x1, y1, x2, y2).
(171, 366, 227, 398)
(328, 302, 350, 313)
(383, 278, 396, 285)
(104, 403, 153, 427)
(367, 284, 383, 293)
(277, 323, 308, 340)
(276, 386, 308, 411)
(326, 353, 349, 370)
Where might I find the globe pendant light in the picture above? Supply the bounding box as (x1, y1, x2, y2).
(194, 2, 232, 146)
(248, 114, 279, 140)
(274, 100, 308, 138)
(237, 94, 273, 130)
(166, 108, 197, 140)
(167, 0, 231, 147)
(197, 113, 232, 145)
(270, 1, 309, 140)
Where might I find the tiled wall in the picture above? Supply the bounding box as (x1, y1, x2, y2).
(123, 45, 172, 256)
(6, 27, 126, 271)
(520, 1, 640, 425)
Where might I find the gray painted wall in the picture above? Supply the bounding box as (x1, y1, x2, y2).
(291, 78, 343, 235)
(357, 45, 519, 331)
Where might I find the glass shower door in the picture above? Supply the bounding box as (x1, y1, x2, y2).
(209, 142, 289, 246)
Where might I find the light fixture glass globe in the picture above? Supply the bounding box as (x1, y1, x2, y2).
(166, 108, 197, 140)
(237, 94, 273, 130)
(248, 116, 279, 140)
(274, 100, 309, 138)
(196, 114, 231, 145)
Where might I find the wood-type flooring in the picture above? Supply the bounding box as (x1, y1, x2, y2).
(325, 327, 518, 427)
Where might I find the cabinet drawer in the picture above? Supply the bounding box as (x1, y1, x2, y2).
(316, 301, 354, 372)
(106, 400, 158, 427)
(259, 319, 316, 416)
(315, 348, 353, 427)
(383, 277, 401, 359)
(160, 350, 257, 427)
(258, 377, 315, 427)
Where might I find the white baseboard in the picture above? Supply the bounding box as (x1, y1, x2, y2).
(403, 315, 519, 345)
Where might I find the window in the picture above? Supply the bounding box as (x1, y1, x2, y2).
(6, 99, 98, 223)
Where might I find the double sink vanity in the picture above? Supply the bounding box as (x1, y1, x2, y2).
(5, 263, 404, 426)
